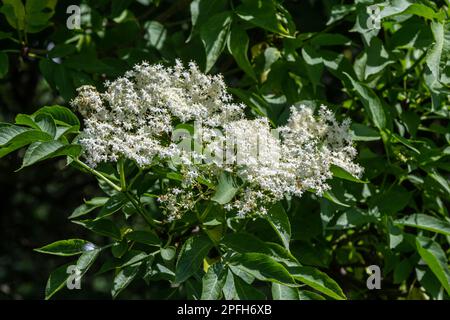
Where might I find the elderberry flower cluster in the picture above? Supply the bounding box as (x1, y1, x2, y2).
(71, 60, 362, 220)
(71, 60, 244, 167)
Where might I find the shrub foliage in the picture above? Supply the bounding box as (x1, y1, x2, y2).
(0, 0, 449, 300)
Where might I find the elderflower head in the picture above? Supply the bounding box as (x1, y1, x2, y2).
(70, 60, 244, 167)
(71, 60, 362, 220)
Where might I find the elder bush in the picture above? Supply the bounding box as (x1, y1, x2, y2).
(0, 0, 449, 300)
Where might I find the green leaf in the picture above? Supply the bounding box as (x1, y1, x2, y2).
(189, 0, 228, 40)
(230, 253, 297, 286)
(428, 170, 450, 197)
(75, 219, 122, 240)
(211, 172, 238, 204)
(69, 197, 109, 219)
(288, 266, 346, 300)
(272, 283, 300, 300)
(425, 21, 450, 90)
(395, 214, 450, 237)
(33, 105, 80, 128)
(144, 20, 167, 50)
(175, 234, 213, 283)
(223, 232, 271, 255)
(35, 239, 95, 256)
(125, 230, 161, 247)
(235, 0, 293, 38)
(363, 37, 394, 80)
(350, 123, 380, 141)
(222, 269, 237, 300)
(298, 290, 325, 300)
(160, 246, 176, 261)
(20, 141, 81, 169)
(326, 4, 356, 25)
(223, 232, 297, 265)
(301, 45, 324, 92)
(24, 0, 57, 33)
(200, 11, 232, 72)
(227, 24, 256, 81)
(15, 114, 40, 129)
(330, 208, 378, 230)
(112, 263, 142, 299)
(233, 274, 265, 300)
(53, 64, 75, 102)
(310, 33, 351, 47)
(34, 113, 56, 138)
(111, 240, 128, 258)
(0, 125, 52, 148)
(97, 193, 129, 219)
(266, 203, 291, 249)
(0, 125, 30, 145)
(201, 263, 227, 300)
(45, 248, 101, 299)
(0, 0, 26, 30)
(330, 164, 366, 183)
(44, 263, 73, 300)
(416, 236, 450, 295)
(390, 132, 421, 154)
(0, 52, 8, 78)
(322, 190, 351, 208)
(344, 72, 386, 129)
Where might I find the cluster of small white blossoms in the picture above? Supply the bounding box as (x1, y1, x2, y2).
(70, 60, 244, 167)
(71, 60, 362, 220)
(214, 107, 363, 217)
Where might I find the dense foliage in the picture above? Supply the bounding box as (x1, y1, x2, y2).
(0, 0, 449, 300)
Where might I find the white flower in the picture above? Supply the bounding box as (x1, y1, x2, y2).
(71, 60, 362, 219)
(71, 60, 244, 167)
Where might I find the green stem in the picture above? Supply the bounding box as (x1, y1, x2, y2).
(118, 159, 127, 191)
(73, 158, 122, 192)
(123, 192, 159, 228)
(74, 158, 163, 229)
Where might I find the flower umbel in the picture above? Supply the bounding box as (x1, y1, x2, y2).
(71, 61, 362, 220)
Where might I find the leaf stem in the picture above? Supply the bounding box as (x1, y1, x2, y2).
(118, 158, 127, 191)
(73, 158, 122, 192)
